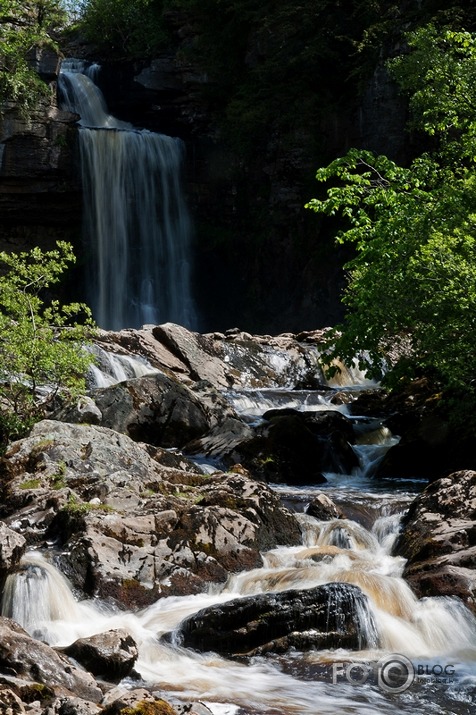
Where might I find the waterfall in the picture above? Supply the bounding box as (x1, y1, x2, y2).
(58, 60, 196, 331)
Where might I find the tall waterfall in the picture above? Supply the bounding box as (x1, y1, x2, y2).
(58, 60, 196, 330)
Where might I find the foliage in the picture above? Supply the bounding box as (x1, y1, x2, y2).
(306, 25, 476, 408)
(0, 1, 67, 113)
(0, 242, 95, 447)
(78, 0, 167, 58)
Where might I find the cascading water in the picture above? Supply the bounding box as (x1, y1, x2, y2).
(58, 60, 196, 331)
(4, 507, 476, 714)
(3, 376, 476, 713)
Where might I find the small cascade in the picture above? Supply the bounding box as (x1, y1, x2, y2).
(1, 552, 82, 638)
(86, 344, 158, 388)
(58, 60, 196, 331)
(225, 388, 343, 423)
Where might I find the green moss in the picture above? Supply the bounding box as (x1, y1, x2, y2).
(19, 682, 55, 704)
(19, 477, 41, 489)
(119, 699, 177, 715)
(173, 488, 204, 504)
(64, 494, 115, 514)
(50, 460, 67, 489)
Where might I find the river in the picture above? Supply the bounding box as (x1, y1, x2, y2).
(2, 382, 476, 714)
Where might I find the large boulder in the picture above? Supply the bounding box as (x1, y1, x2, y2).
(0, 522, 26, 584)
(90, 373, 211, 448)
(394, 470, 476, 612)
(0, 421, 300, 608)
(171, 582, 378, 657)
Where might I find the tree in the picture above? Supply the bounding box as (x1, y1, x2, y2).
(0, 242, 95, 447)
(305, 25, 476, 410)
(0, 1, 67, 112)
(78, 0, 167, 58)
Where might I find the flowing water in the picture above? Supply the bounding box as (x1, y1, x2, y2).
(85, 343, 159, 388)
(58, 60, 196, 331)
(3, 383, 476, 713)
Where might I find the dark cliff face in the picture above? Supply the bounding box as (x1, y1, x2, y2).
(91, 49, 407, 333)
(0, 50, 82, 256)
(0, 33, 407, 332)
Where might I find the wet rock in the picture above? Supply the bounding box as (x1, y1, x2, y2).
(171, 582, 377, 657)
(101, 689, 178, 715)
(351, 379, 476, 481)
(62, 629, 138, 682)
(173, 704, 214, 715)
(0, 618, 102, 703)
(229, 411, 358, 485)
(394, 470, 476, 612)
(184, 416, 254, 463)
(305, 493, 344, 521)
(41, 697, 101, 714)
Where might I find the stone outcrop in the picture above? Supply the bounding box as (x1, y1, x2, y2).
(94, 323, 328, 390)
(305, 493, 345, 521)
(185, 408, 358, 486)
(0, 618, 190, 714)
(77, 326, 361, 486)
(90, 372, 212, 448)
(394, 470, 476, 612)
(171, 582, 377, 657)
(0, 420, 301, 608)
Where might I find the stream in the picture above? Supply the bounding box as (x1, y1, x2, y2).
(3, 379, 476, 714)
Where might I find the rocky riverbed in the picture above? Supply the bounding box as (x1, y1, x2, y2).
(0, 324, 475, 714)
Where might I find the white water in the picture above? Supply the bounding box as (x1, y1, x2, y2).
(86, 343, 158, 388)
(58, 60, 196, 331)
(3, 503, 476, 715)
(3, 378, 475, 711)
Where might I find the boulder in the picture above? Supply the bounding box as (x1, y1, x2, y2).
(394, 470, 476, 612)
(102, 691, 178, 715)
(91, 373, 211, 448)
(54, 471, 300, 608)
(62, 629, 138, 682)
(37, 697, 101, 714)
(305, 493, 344, 521)
(0, 617, 102, 703)
(228, 411, 358, 485)
(171, 582, 378, 657)
(152, 323, 230, 387)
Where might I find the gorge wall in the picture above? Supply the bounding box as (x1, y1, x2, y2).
(0, 14, 409, 333)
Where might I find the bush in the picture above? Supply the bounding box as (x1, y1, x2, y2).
(0, 241, 95, 448)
